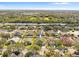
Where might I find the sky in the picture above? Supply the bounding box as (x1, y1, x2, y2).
(0, 2, 79, 10)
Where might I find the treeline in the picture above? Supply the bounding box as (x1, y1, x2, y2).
(0, 10, 79, 23)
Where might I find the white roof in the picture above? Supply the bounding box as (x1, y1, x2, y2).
(57, 30, 61, 33)
(67, 31, 79, 36)
(9, 36, 20, 42)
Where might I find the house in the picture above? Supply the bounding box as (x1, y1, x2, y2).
(8, 36, 21, 43)
(67, 31, 79, 37)
(60, 34, 75, 46)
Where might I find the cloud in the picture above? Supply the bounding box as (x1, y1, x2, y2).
(54, 2, 69, 5)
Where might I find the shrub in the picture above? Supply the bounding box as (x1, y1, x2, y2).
(13, 51, 20, 55)
(74, 42, 79, 51)
(25, 51, 33, 57)
(35, 39, 43, 47)
(26, 45, 41, 51)
(5, 40, 15, 46)
(54, 39, 62, 46)
(2, 50, 11, 57)
(24, 41, 32, 46)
